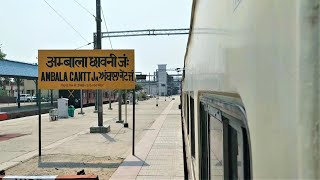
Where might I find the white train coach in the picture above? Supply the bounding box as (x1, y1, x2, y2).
(181, 0, 320, 179)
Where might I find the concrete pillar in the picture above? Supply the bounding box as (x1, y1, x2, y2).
(17, 78, 21, 108)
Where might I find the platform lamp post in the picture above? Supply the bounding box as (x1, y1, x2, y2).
(156, 83, 159, 107)
(148, 72, 151, 95)
(155, 69, 159, 107)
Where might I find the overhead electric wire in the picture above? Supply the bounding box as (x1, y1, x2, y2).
(75, 42, 94, 50)
(101, 8, 113, 49)
(73, 0, 95, 18)
(43, 0, 89, 44)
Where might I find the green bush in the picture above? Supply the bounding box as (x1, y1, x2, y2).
(0, 89, 7, 96)
(138, 92, 147, 100)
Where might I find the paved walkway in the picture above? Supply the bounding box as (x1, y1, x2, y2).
(110, 98, 184, 180)
(0, 97, 171, 170)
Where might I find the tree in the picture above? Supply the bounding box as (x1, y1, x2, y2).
(12, 78, 24, 86)
(135, 84, 143, 91)
(0, 49, 6, 59)
(0, 77, 10, 87)
(138, 91, 147, 100)
(0, 77, 10, 96)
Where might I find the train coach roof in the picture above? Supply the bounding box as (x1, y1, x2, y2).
(0, 59, 38, 79)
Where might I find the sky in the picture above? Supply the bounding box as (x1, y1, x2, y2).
(0, 0, 192, 74)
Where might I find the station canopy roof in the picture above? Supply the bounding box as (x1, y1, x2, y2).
(0, 59, 38, 79)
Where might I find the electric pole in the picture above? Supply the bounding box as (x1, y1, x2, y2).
(93, 36, 97, 113)
(90, 0, 109, 133)
(96, 0, 103, 127)
(148, 72, 150, 95)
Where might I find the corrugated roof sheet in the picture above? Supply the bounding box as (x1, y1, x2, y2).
(0, 59, 38, 79)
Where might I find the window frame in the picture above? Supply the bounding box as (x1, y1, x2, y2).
(190, 96, 195, 158)
(186, 94, 190, 135)
(199, 102, 210, 179)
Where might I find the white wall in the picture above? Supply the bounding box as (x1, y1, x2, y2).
(158, 64, 167, 95)
(24, 80, 59, 99)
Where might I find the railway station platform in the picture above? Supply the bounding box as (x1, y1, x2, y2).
(0, 96, 184, 179)
(110, 97, 184, 180)
(0, 102, 57, 120)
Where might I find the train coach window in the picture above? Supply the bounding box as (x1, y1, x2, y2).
(201, 102, 251, 180)
(190, 97, 195, 158)
(209, 115, 224, 179)
(199, 103, 209, 179)
(228, 125, 239, 179)
(224, 116, 249, 180)
(242, 128, 251, 179)
(186, 94, 190, 135)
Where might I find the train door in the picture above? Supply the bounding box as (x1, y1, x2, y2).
(86, 90, 89, 104)
(82, 90, 87, 105)
(88, 91, 94, 104)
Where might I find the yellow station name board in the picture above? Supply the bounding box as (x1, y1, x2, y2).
(38, 50, 135, 90)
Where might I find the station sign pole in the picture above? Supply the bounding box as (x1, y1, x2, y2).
(108, 90, 112, 110)
(132, 89, 135, 155)
(117, 90, 123, 123)
(38, 87, 41, 156)
(124, 90, 128, 127)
